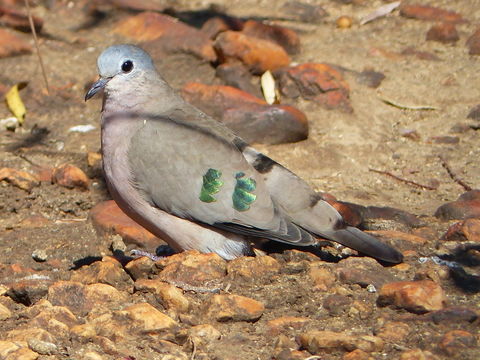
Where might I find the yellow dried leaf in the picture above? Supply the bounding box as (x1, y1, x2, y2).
(261, 70, 279, 105)
(5, 82, 27, 125)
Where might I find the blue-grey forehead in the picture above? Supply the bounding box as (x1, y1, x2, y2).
(97, 44, 154, 76)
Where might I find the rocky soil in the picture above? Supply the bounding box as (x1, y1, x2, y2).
(0, 0, 479, 359)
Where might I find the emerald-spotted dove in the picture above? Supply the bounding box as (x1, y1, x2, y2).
(85, 44, 403, 263)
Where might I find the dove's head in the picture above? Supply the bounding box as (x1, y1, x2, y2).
(85, 44, 155, 101)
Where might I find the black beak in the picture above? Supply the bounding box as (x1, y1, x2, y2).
(85, 77, 109, 101)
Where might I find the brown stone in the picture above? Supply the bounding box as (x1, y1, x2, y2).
(0, 303, 11, 320)
(242, 20, 300, 54)
(227, 255, 280, 280)
(435, 191, 480, 220)
(376, 321, 410, 342)
(467, 104, 480, 120)
(308, 262, 336, 291)
(400, 349, 438, 360)
(367, 230, 428, 254)
(215, 62, 261, 97)
(7, 278, 50, 306)
(4, 347, 39, 360)
(222, 103, 309, 145)
(442, 219, 480, 242)
(298, 330, 384, 354)
(214, 31, 290, 74)
(428, 306, 478, 324)
(467, 27, 480, 55)
(378, 280, 446, 313)
(48, 281, 128, 316)
(0, 29, 31, 58)
(134, 278, 190, 312)
(70, 258, 133, 289)
(336, 257, 396, 289)
(439, 330, 477, 355)
(266, 316, 311, 335)
(401, 47, 440, 61)
(6, 327, 54, 343)
(89, 200, 165, 249)
(125, 256, 156, 280)
(400, 5, 466, 23)
(205, 294, 264, 322)
(275, 63, 352, 112)
(0, 5, 43, 32)
(426, 23, 459, 43)
(322, 294, 353, 317)
(281, 1, 328, 23)
(120, 302, 178, 332)
(182, 82, 308, 144)
(188, 324, 221, 346)
(114, 12, 216, 62)
(0, 341, 22, 358)
(52, 164, 89, 190)
(0, 167, 39, 192)
(17, 215, 50, 228)
(156, 250, 226, 287)
(428, 135, 459, 144)
(200, 16, 244, 39)
(25, 300, 79, 337)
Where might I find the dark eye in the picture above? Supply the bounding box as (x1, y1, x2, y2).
(121, 60, 133, 73)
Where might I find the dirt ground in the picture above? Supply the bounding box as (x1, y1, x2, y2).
(0, 0, 479, 359)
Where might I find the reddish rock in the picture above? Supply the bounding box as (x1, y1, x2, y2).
(0, 167, 39, 192)
(400, 4, 466, 23)
(124, 256, 156, 280)
(70, 258, 133, 289)
(182, 82, 308, 144)
(428, 306, 478, 324)
(400, 349, 438, 360)
(378, 280, 446, 313)
(308, 262, 336, 291)
(298, 330, 384, 354)
(18, 215, 50, 228)
(200, 16, 244, 39)
(275, 63, 352, 112)
(227, 255, 280, 280)
(120, 302, 178, 332)
(266, 316, 310, 335)
(439, 330, 477, 355)
(156, 250, 227, 288)
(0, 29, 31, 58)
(222, 103, 309, 144)
(242, 19, 300, 54)
(89, 200, 166, 249)
(442, 219, 480, 242)
(336, 257, 397, 289)
(114, 12, 216, 62)
(368, 230, 428, 254)
(215, 62, 261, 97)
(322, 294, 353, 316)
(467, 27, 480, 55)
(134, 278, 190, 312)
(205, 294, 264, 322)
(0, 5, 43, 32)
(7, 278, 51, 306)
(426, 23, 459, 43)
(214, 31, 290, 74)
(47, 281, 128, 316)
(435, 191, 480, 220)
(52, 164, 89, 190)
(376, 321, 410, 342)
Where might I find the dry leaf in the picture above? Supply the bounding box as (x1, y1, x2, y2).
(261, 70, 279, 105)
(5, 82, 27, 125)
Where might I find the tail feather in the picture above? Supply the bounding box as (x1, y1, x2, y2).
(322, 226, 403, 263)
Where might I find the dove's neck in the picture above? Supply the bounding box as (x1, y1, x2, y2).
(102, 70, 184, 117)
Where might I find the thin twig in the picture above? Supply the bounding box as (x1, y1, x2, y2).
(24, 0, 50, 95)
(438, 155, 472, 192)
(369, 168, 438, 190)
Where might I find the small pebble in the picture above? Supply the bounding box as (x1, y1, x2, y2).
(32, 249, 48, 262)
(337, 16, 353, 28)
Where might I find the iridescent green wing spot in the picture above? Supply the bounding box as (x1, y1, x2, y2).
(199, 168, 224, 203)
(233, 172, 257, 211)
